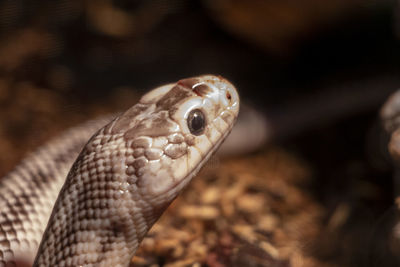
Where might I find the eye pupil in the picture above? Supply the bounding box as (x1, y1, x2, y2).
(188, 109, 206, 135)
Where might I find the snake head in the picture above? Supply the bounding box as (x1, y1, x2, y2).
(33, 75, 240, 266)
(105, 75, 240, 204)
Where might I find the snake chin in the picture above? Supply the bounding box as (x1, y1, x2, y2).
(1, 75, 239, 267)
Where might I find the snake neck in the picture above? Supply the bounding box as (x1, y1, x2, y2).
(33, 128, 175, 266)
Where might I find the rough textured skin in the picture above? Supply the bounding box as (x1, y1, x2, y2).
(0, 118, 113, 266)
(0, 75, 239, 267)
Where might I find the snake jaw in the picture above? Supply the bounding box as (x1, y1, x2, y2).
(132, 76, 239, 200)
(28, 75, 240, 266)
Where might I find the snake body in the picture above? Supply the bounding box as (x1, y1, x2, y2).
(0, 75, 240, 266)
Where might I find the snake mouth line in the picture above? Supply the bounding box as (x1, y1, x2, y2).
(6, 75, 239, 267)
(172, 117, 236, 193)
(148, 126, 234, 204)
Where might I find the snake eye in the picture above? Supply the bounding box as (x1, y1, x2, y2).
(187, 109, 206, 135)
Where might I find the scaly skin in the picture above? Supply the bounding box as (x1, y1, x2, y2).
(0, 75, 240, 266)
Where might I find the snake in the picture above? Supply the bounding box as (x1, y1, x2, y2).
(0, 75, 240, 267)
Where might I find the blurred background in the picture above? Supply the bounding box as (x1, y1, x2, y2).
(1, 0, 400, 266)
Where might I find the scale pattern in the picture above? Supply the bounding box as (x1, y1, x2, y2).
(0, 75, 240, 267)
(0, 118, 112, 266)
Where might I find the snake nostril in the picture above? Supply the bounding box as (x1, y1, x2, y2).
(226, 91, 232, 101)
